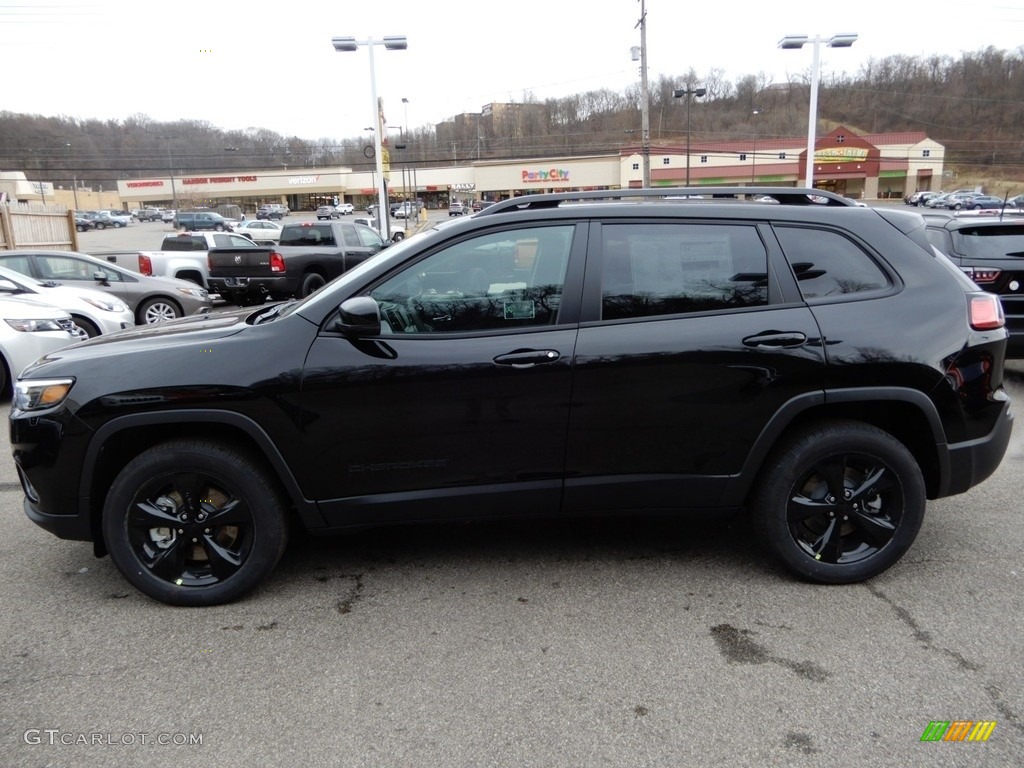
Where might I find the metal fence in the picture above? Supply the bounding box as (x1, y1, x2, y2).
(0, 202, 77, 251)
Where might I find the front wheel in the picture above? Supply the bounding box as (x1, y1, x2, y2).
(72, 316, 100, 338)
(391, 231, 405, 242)
(138, 297, 182, 324)
(752, 421, 925, 584)
(102, 440, 289, 606)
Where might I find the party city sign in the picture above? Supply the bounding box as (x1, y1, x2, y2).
(522, 168, 570, 183)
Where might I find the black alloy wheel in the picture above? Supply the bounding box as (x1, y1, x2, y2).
(753, 421, 925, 583)
(102, 441, 288, 606)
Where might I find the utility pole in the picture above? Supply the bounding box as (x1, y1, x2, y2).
(635, 0, 651, 188)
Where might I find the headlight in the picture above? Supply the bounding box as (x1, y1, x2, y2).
(6, 318, 67, 333)
(79, 295, 128, 313)
(13, 378, 75, 411)
(176, 286, 209, 299)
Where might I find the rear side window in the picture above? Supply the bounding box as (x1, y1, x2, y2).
(775, 226, 890, 299)
(600, 223, 769, 320)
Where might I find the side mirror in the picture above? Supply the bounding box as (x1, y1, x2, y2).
(335, 296, 381, 337)
(92, 270, 111, 286)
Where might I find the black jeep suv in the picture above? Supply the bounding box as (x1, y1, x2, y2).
(11, 188, 1013, 606)
(922, 213, 1024, 357)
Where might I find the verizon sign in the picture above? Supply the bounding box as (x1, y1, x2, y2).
(288, 175, 320, 185)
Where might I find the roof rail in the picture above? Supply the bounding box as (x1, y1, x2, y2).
(475, 186, 856, 217)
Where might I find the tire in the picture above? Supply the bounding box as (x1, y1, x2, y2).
(752, 421, 925, 584)
(95, 222, 106, 230)
(138, 297, 182, 324)
(115, 222, 124, 228)
(391, 231, 405, 242)
(215, 224, 225, 231)
(102, 440, 289, 606)
(299, 272, 326, 297)
(72, 316, 101, 338)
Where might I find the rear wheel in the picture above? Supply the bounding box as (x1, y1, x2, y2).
(752, 421, 925, 584)
(299, 272, 326, 297)
(95, 222, 106, 230)
(102, 440, 289, 606)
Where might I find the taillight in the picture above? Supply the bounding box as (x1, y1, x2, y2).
(961, 266, 1001, 285)
(269, 252, 285, 273)
(969, 294, 1004, 330)
(137, 253, 152, 276)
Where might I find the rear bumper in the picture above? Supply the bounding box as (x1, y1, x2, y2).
(207, 276, 295, 301)
(942, 397, 1013, 496)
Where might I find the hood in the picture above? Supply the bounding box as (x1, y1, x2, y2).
(0, 295, 73, 320)
(23, 307, 252, 375)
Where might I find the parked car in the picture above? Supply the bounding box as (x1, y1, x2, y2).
(955, 195, 1005, 211)
(174, 211, 231, 231)
(336, 203, 355, 215)
(448, 201, 467, 216)
(136, 208, 163, 222)
(316, 205, 342, 220)
(922, 213, 1024, 356)
(944, 193, 984, 210)
(257, 204, 288, 220)
(0, 295, 80, 395)
(82, 211, 126, 230)
(100, 210, 134, 227)
(74, 214, 95, 232)
(0, 250, 212, 326)
(11, 187, 1013, 606)
(233, 219, 283, 244)
(0, 265, 133, 337)
(394, 201, 423, 219)
(472, 200, 495, 212)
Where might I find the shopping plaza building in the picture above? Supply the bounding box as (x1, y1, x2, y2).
(3, 127, 945, 212)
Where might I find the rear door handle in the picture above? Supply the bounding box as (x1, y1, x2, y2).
(493, 350, 561, 368)
(742, 331, 808, 349)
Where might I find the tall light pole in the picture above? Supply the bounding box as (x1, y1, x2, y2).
(778, 33, 858, 188)
(333, 35, 407, 241)
(672, 87, 706, 187)
(751, 108, 764, 183)
(633, 0, 651, 187)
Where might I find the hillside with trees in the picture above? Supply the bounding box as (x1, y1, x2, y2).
(2, 46, 1021, 192)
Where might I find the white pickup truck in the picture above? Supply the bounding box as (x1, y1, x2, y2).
(104, 231, 259, 290)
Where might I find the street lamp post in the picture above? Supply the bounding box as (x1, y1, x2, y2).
(751, 108, 764, 183)
(778, 33, 857, 188)
(333, 35, 408, 241)
(672, 87, 706, 187)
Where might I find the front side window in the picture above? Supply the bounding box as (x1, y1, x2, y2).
(774, 226, 890, 299)
(356, 227, 385, 248)
(369, 225, 574, 334)
(600, 223, 769, 320)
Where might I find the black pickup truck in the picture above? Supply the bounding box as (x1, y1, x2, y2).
(207, 220, 390, 304)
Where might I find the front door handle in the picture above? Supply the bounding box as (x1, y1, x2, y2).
(493, 350, 561, 368)
(742, 331, 808, 349)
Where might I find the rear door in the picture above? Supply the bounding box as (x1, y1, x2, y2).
(565, 219, 826, 512)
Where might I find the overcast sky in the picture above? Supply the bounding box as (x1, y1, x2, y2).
(2, 0, 1023, 143)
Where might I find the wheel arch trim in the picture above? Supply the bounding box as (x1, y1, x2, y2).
(80, 410, 326, 529)
(721, 386, 948, 505)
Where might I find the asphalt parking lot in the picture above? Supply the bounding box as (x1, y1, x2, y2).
(1, 217, 1022, 767)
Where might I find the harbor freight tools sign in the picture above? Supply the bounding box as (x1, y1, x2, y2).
(522, 168, 570, 183)
(920, 721, 996, 742)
